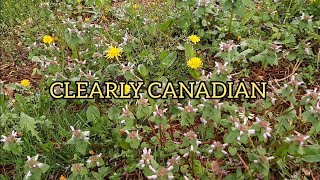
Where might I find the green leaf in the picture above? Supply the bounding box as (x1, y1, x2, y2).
(108, 106, 121, 120)
(19, 112, 41, 143)
(160, 52, 177, 70)
(240, 49, 253, 56)
(301, 155, 320, 162)
(75, 140, 88, 155)
(138, 64, 149, 78)
(188, 68, 200, 80)
(228, 146, 237, 156)
(86, 105, 100, 122)
(301, 145, 320, 162)
(159, 20, 172, 31)
(201, 19, 207, 26)
(224, 130, 239, 144)
(287, 52, 297, 61)
(184, 43, 195, 60)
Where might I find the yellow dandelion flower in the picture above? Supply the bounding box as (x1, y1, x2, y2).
(124, 84, 131, 94)
(105, 46, 122, 61)
(187, 57, 203, 69)
(188, 35, 200, 44)
(84, 17, 90, 22)
(89, 150, 95, 155)
(43, 35, 54, 44)
(132, 4, 138, 9)
(20, 79, 31, 87)
(60, 175, 67, 180)
(117, 84, 131, 95)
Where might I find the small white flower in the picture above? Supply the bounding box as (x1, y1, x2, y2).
(139, 148, 153, 168)
(177, 100, 198, 113)
(301, 12, 313, 22)
(270, 43, 282, 53)
(153, 104, 168, 117)
(86, 70, 98, 81)
(26, 171, 32, 180)
(247, 129, 256, 135)
(147, 165, 174, 179)
(138, 93, 149, 105)
(215, 62, 229, 75)
(254, 156, 275, 163)
(120, 62, 135, 73)
(167, 156, 180, 166)
(255, 117, 272, 140)
(219, 40, 238, 52)
(197, 0, 212, 7)
(200, 117, 208, 125)
(122, 104, 131, 117)
(209, 141, 228, 155)
(285, 133, 310, 146)
(200, 70, 212, 81)
(289, 75, 304, 87)
(70, 126, 90, 142)
(235, 121, 255, 141)
(0, 130, 22, 144)
(147, 175, 158, 179)
(238, 112, 255, 125)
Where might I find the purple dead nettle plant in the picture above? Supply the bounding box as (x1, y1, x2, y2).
(197, 0, 213, 7)
(87, 153, 104, 167)
(153, 104, 168, 117)
(200, 70, 212, 81)
(202, 98, 224, 109)
(139, 147, 154, 168)
(253, 156, 275, 164)
(254, 117, 272, 140)
(284, 74, 304, 89)
(69, 126, 90, 142)
(269, 42, 282, 53)
(215, 62, 229, 75)
(137, 93, 149, 105)
(238, 110, 255, 125)
(147, 165, 174, 180)
(310, 100, 320, 115)
(120, 62, 135, 73)
(284, 132, 310, 146)
(122, 104, 131, 118)
(232, 113, 256, 141)
(1, 130, 22, 145)
(183, 145, 201, 158)
(167, 156, 181, 166)
(184, 130, 202, 146)
(208, 141, 228, 155)
(301, 12, 313, 22)
(305, 87, 320, 102)
(177, 100, 198, 113)
(86, 70, 99, 81)
(200, 117, 208, 125)
(267, 92, 277, 105)
(219, 40, 238, 52)
(125, 130, 141, 140)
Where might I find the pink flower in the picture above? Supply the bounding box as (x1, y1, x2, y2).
(153, 104, 168, 117)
